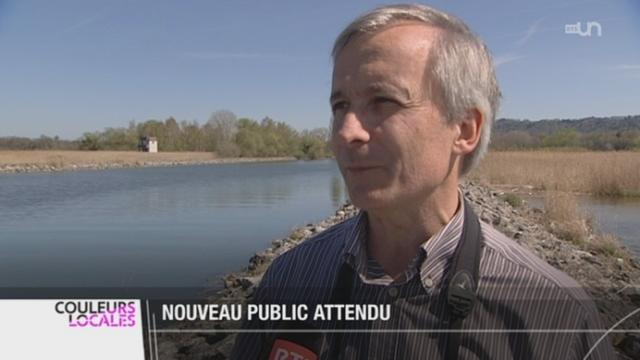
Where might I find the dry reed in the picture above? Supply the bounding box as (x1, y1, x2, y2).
(542, 191, 624, 256)
(543, 191, 591, 244)
(471, 151, 640, 197)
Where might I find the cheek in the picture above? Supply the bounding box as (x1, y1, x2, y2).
(396, 127, 455, 179)
(329, 136, 339, 155)
(330, 131, 348, 157)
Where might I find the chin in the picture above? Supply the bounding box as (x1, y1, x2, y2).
(347, 187, 394, 211)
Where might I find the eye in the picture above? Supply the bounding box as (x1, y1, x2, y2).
(331, 101, 349, 115)
(371, 97, 402, 115)
(372, 96, 399, 105)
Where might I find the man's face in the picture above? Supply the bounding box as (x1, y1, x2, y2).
(330, 23, 459, 211)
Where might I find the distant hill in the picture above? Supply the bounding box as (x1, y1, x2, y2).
(494, 115, 640, 134)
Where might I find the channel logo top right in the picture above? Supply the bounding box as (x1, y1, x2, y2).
(565, 21, 603, 37)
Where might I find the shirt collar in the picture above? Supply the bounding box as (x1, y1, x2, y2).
(342, 211, 368, 276)
(341, 188, 466, 289)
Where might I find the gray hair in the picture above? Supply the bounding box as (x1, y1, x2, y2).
(332, 4, 501, 176)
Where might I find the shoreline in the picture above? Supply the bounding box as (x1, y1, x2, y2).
(0, 150, 297, 173)
(158, 181, 640, 359)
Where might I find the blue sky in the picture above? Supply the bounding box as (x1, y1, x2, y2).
(1, 0, 638, 139)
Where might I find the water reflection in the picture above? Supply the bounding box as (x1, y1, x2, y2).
(0, 160, 347, 291)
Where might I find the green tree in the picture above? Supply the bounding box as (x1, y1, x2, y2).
(542, 129, 581, 148)
(164, 117, 182, 151)
(79, 132, 101, 150)
(299, 128, 331, 159)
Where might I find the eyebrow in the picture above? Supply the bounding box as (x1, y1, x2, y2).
(330, 82, 412, 104)
(369, 82, 411, 101)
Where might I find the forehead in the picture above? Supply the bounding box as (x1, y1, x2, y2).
(332, 23, 441, 92)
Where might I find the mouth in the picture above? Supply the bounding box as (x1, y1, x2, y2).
(345, 165, 380, 174)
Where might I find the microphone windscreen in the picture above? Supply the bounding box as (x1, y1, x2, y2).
(266, 321, 323, 360)
(268, 338, 318, 360)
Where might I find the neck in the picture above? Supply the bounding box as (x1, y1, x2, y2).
(366, 182, 460, 278)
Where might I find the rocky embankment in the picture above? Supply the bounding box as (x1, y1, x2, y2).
(158, 181, 640, 360)
(0, 157, 296, 174)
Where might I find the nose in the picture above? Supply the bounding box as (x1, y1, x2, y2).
(332, 111, 371, 147)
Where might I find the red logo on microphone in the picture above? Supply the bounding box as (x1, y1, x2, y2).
(268, 339, 318, 360)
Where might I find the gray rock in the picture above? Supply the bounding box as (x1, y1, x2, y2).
(157, 340, 179, 360)
(620, 286, 640, 302)
(239, 275, 263, 290)
(215, 335, 238, 358)
(619, 334, 640, 359)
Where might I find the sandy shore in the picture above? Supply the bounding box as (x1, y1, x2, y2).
(0, 150, 296, 173)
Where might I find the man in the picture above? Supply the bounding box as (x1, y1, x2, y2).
(231, 4, 615, 359)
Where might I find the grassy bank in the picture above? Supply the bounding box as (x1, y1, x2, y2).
(472, 150, 640, 197)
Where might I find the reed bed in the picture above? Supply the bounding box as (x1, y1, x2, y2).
(472, 151, 640, 197)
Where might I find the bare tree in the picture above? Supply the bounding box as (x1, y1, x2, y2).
(207, 110, 238, 143)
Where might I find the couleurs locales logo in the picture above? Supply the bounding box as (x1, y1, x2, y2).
(55, 301, 137, 328)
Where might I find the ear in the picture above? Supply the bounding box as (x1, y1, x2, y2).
(452, 108, 484, 156)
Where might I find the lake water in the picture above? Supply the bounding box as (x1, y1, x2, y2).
(1, 161, 638, 298)
(0, 160, 348, 297)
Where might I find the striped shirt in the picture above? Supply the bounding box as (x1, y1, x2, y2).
(231, 191, 616, 359)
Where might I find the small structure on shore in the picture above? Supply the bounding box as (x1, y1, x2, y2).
(138, 136, 158, 153)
